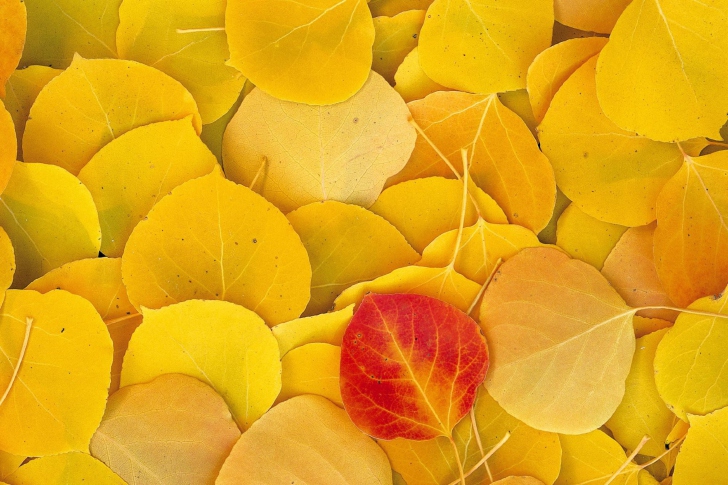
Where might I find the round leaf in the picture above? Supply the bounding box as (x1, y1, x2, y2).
(673, 406, 728, 485)
(5, 453, 124, 485)
(372, 10, 425, 84)
(0, 101, 16, 194)
(0, 0, 26, 98)
(272, 304, 354, 357)
(554, 0, 631, 34)
(556, 203, 627, 270)
(277, 343, 342, 406)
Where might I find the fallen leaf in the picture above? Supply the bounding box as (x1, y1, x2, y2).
(369, 0, 432, 16)
(672, 406, 728, 485)
(537, 188, 570, 245)
(0, 0, 26, 98)
(199, 81, 252, 163)
(0, 452, 24, 480)
(0, 227, 14, 303)
(494, 478, 546, 485)
(497, 90, 539, 138)
(5, 453, 124, 485)
(372, 10, 425, 84)
(556, 203, 627, 270)
(393, 46, 449, 103)
(0, 101, 15, 193)
(632, 316, 673, 339)
(272, 304, 354, 357)
(277, 343, 342, 406)
(553, 0, 631, 34)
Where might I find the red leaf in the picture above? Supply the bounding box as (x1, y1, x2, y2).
(340, 293, 489, 440)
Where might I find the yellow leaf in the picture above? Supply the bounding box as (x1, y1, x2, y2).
(654, 288, 728, 421)
(391, 92, 555, 233)
(223, 72, 416, 213)
(672, 407, 728, 485)
(393, 46, 449, 103)
(602, 224, 677, 321)
(334, 265, 482, 314)
(497, 90, 539, 138)
(382, 387, 562, 485)
(418, 0, 553, 93)
(372, 10, 425, 84)
(551, 21, 606, 44)
(120, 299, 281, 430)
(556, 203, 627, 270)
(0, 101, 16, 194)
(117, 0, 246, 124)
(199, 80, 253, 163)
(419, 218, 543, 284)
(553, 0, 631, 34)
(527, 37, 608, 123)
(539, 56, 684, 226)
(632, 316, 673, 339)
(493, 479, 546, 485)
(654, 151, 728, 308)
(288, 200, 419, 316)
(595, 0, 728, 142)
(20, 0, 120, 69)
(5, 453, 124, 485)
(0, 227, 15, 301)
(121, 171, 311, 326)
(78, 118, 218, 257)
(369, 0, 432, 16)
(277, 343, 342, 406)
(272, 304, 354, 357)
(216, 395, 393, 484)
(0, 452, 24, 481)
(90, 374, 240, 484)
(23, 55, 201, 175)
(0, 290, 113, 456)
(0, 162, 101, 288)
(481, 247, 635, 434)
(26, 258, 140, 394)
(537, 188, 570, 245)
(226, 0, 375, 105)
(0, 0, 25, 98)
(606, 329, 680, 459)
(2, 66, 61, 160)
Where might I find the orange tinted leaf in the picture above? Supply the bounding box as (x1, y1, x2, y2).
(0, 0, 26, 98)
(0, 101, 16, 193)
(554, 0, 631, 34)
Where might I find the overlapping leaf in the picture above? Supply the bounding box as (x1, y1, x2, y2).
(5, 453, 124, 485)
(0, 0, 25, 98)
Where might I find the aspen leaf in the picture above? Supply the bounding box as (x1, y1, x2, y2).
(199, 82, 250, 163)
(369, 0, 432, 16)
(393, 47, 449, 103)
(23, 55, 202, 175)
(287, 200, 419, 316)
(556, 203, 627, 270)
(0, 452, 24, 480)
(26, 258, 140, 394)
(216, 395, 393, 485)
(553, 0, 631, 34)
(0, 290, 113, 456)
(222, 72, 416, 213)
(78, 118, 218, 257)
(672, 406, 728, 485)
(0, 101, 15, 194)
(632, 316, 673, 339)
(5, 453, 124, 485)
(497, 90, 539, 139)
(653, 288, 728, 421)
(120, 299, 281, 430)
(372, 10, 425, 84)
(2, 66, 61, 160)
(121, 171, 312, 326)
(551, 21, 608, 44)
(595, 0, 728, 142)
(0, 0, 26, 98)
(277, 342, 342, 406)
(0, 162, 101, 288)
(653, 151, 728, 308)
(538, 188, 571, 245)
(272, 304, 354, 357)
(418, 0, 553, 93)
(494, 479, 545, 485)
(90, 374, 240, 485)
(0, 227, 15, 303)
(391, 92, 555, 233)
(225, 0, 375, 105)
(117, 0, 246, 124)
(480, 247, 635, 434)
(340, 293, 489, 440)
(539, 56, 684, 226)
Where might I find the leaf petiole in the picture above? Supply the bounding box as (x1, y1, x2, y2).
(0, 317, 33, 408)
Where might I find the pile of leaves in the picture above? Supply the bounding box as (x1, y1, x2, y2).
(1, 0, 727, 483)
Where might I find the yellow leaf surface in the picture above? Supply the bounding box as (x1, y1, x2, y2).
(537, 188, 570, 245)
(418, 0, 553, 93)
(120, 299, 281, 430)
(672, 406, 728, 485)
(369, 0, 432, 16)
(653, 151, 728, 308)
(527, 37, 608, 123)
(372, 10, 425, 84)
(0, 0, 26, 98)
(539, 56, 684, 226)
(0, 227, 15, 299)
(480, 247, 635, 434)
(272, 304, 354, 357)
(632, 316, 673, 339)
(595, 0, 728, 142)
(0, 101, 16, 194)
(90, 374, 240, 485)
(277, 343, 342, 406)
(393, 46, 449, 103)
(223, 72, 415, 213)
(497, 90, 539, 138)
(288, 200, 419, 316)
(372, 177, 507, 253)
(117, 0, 246, 124)
(382, 387, 562, 485)
(494, 479, 546, 485)
(121, 171, 311, 326)
(556, 203, 627, 270)
(0, 162, 101, 288)
(216, 395, 393, 485)
(26, 258, 140, 394)
(0, 452, 24, 480)
(602, 224, 677, 321)
(553, 0, 631, 34)
(334, 265, 482, 315)
(5, 453, 124, 485)
(23, 55, 202, 175)
(551, 21, 606, 44)
(606, 329, 680, 458)
(391, 92, 555, 233)
(78, 118, 218, 257)
(419, 218, 543, 284)
(199, 81, 254, 164)
(2, 66, 61, 160)
(654, 288, 728, 421)
(226, 0, 375, 105)
(20, 0, 120, 69)
(0, 290, 113, 456)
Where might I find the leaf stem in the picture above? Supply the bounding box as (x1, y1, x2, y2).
(449, 149, 471, 269)
(0, 317, 33, 408)
(176, 27, 225, 33)
(604, 435, 650, 485)
(468, 258, 502, 316)
(636, 305, 728, 320)
(469, 406, 493, 482)
(446, 432, 511, 485)
(408, 119, 462, 180)
(249, 156, 267, 191)
(448, 435, 466, 485)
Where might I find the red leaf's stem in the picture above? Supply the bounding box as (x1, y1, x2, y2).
(468, 406, 493, 482)
(448, 435, 466, 485)
(446, 432, 511, 485)
(0, 317, 33, 408)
